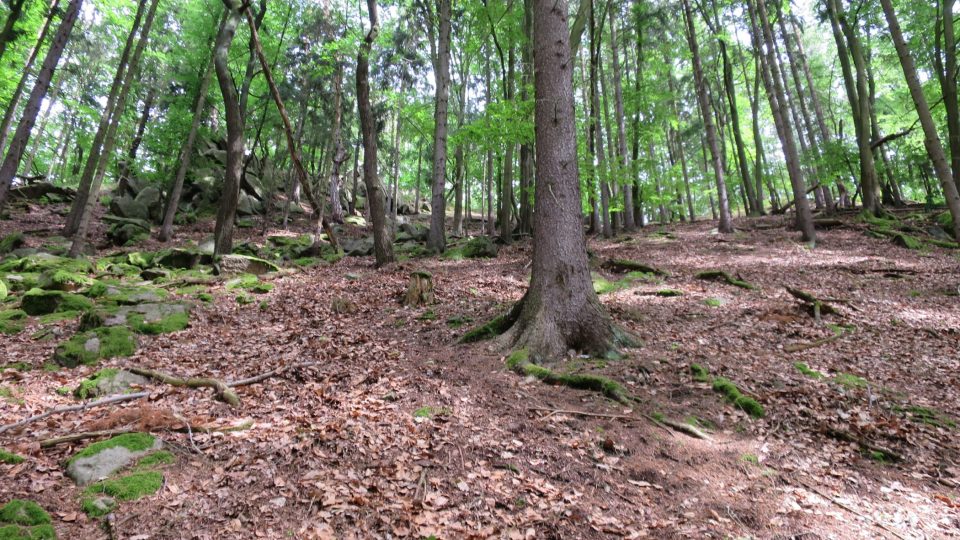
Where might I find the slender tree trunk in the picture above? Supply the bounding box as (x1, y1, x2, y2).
(518, 0, 534, 235)
(70, 0, 159, 257)
(879, 0, 960, 239)
(936, 0, 960, 191)
(681, 0, 732, 233)
(748, 0, 815, 242)
(328, 61, 346, 224)
(589, 0, 611, 237)
(608, 6, 633, 230)
(126, 85, 157, 162)
(63, 0, 146, 234)
(357, 0, 394, 266)
(427, 0, 451, 251)
(21, 80, 61, 176)
(211, 3, 244, 256)
(0, 0, 82, 209)
(159, 32, 218, 241)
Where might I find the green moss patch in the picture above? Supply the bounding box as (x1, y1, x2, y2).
(898, 405, 957, 429)
(0, 310, 26, 335)
(687, 369, 765, 418)
(794, 362, 824, 379)
(53, 326, 137, 368)
(37, 269, 93, 292)
(0, 449, 24, 465)
(0, 500, 54, 539)
(704, 298, 723, 307)
(134, 451, 175, 469)
(81, 471, 163, 517)
(73, 368, 120, 399)
(600, 259, 668, 276)
(832, 372, 868, 389)
(689, 364, 711, 383)
(461, 237, 499, 258)
(654, 289, 683, 297)
(127, 311, 189, 334)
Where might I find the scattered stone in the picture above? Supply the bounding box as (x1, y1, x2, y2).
(66, 433, 162, 487)
(109, 195, 150, 221)
(156, 249, 200, 270)
(343, 237, 374, 257)
(398, 223, 428, 242)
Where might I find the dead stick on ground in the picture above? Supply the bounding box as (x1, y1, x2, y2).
(649, 415, 712, 441)
(38, 422, 255, 448)
(527, 407, 638, 421)
(784, 330, 849, 353)
(0, 392, 150, 434)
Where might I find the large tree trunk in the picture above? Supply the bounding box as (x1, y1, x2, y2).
(212, 3, 244, 256)
(159, 27, 218, 242)
(427, 0, 451, 252)
(748, 0, 815, 242)
(357, 0, 394, 266)
(0, 0, 81, 209)
(879, 0, 960, 239)
(69, 0, 159, 257)
(64, 0, 146, 234)
(499, 0, 616, 362)
(681, 0, 732, 233)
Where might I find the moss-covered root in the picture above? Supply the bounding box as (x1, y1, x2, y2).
(505, 349, 631, 404)
(459, 302, 524, 344)
(695, 270, 757, 290)
(600, 259, 668, 276)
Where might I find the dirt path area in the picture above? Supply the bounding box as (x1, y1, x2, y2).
(2, 213, 959, 539)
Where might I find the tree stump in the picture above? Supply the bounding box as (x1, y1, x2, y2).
(404, 271, 433, 306)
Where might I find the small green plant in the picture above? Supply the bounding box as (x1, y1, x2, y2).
(689, 364, 711, 382)
(741, 453, 759, 465)
(711, 378, 765, 418)
(704, 298, 722, 307)
(413, 406, 450, 419)
(832, 372, 868, 389)
(0, 448, 24, 464)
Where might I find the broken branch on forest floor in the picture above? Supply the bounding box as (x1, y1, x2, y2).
(129, 368, 240, 406)
(695, 270, 757, 290)
(38, 420, 255, 448)
(786, 286, 839, 317)
(784, 327, 851, 353)
(0, 392, 150, 435)
(526, 407, 711, 440)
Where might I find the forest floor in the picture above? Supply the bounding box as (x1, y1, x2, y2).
(1, 203, 960, 539)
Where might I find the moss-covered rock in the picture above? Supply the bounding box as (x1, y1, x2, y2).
(156, 249, 200, 270)
(19, 289, 92, 316)
(0, 500, 55, 539)
(217, 254, 279, 275)
(81, 471, 163, 517)
(36, 269, 93, 292)
(127, 310, 189, 334)
(462, 236, 499, 259)
(52, 326, 137, 368)
(73, 369, 149, 399)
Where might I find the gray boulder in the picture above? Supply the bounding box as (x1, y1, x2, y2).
(343, 237, 374, 257)
(109, 196, 150, 221)
(217, 254, 280, 275)
(237, 192, 263, 215)
(66, 434, 163, 486)
(134, 186, 162, 221)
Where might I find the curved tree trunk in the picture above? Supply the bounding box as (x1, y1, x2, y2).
(0, 0, 82, 210)
(212, 3, 244, 256)
(499, 0, 617, 362)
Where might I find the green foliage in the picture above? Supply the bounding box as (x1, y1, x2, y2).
(704, 298, 722, 307)
(134, 451, 175, 469)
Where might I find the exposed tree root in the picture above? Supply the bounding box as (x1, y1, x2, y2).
(459, 299, 524, 343)
(786, 286, 839, 317)
(784, 328, 850, 353)
(129, 368, 240, 407)
(695, 270, 757, 290)
(38, 421, 254, 448)
(600, 259, 668, 276)
(650, 416, 712, 441)
(505, 349, 630, 404)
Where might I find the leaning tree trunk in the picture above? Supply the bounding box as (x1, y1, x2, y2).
(498, 0, 617, 362)
(879, 0, 960, 240)
(0, 0, 27, 64)
(681, 0, 732, 233)
(357, 0, 394, 267)
(159, 27, 218, 242)
(0, 0, 82, 210)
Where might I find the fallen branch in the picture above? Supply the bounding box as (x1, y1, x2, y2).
(528, 407, 638, 421)
(130, 368, 240, 407)
(784, 328, 849, 353)
(0, 392, 150, 435)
